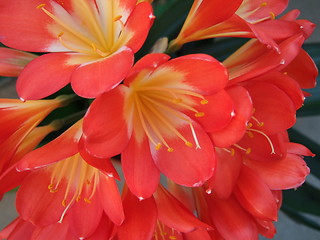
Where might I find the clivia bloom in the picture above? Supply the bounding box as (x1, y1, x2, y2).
(169, 0, 313, 52)
(0, 0, 154, 99)
(14, 120, 124, 239)
(0, 47, 37, 77)
(0, 213, 116, 240)
(83, 53, 234, 198)
(116, 184, 211, 240)
(0, 96, 70, 175)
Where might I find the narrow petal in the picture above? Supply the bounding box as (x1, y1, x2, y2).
(0, 218, 35, 240)
(151, 121, 215, 187)
(69, 186, 103, 238)
(286, 142, 314, 156)
(17, 120, 82, 171)
(16, 170, 69, 226)
(125, 53, 170, 85)
(207, 148, 242, 199)
(122, 136, 160, 199)
(245, 153, 310, 190)
(71, 47, 134, 98)
(158, 54, 228, 95)
(0, 48, 37, 77)
(244, 82, 296, 134)
(254, 72, 304, 109)
(124, 2, 154, 52)
(98, 174, 125, 225)
(16, 53, 79, 100)
(210, 86, 253, 147)
(206, 195, 258, 240)
(83, 85, 131, 158)
(283, 49, 318, 89)
(195, 90, 234, 132)
(0, 0, 60, 51)
(234, 166, 278, 221)
(154, 185, 211, 233)
(117, 188, 157, 240)
(179, 0, 243, 39)
(79, 137, 120, 179)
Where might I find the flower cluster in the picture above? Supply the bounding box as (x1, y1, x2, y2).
(0, 0, 318, 239)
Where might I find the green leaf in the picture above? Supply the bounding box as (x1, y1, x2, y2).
(283, 182, 320, 216)
(281, 206, 320, 231)
(136, 0, 193, 58)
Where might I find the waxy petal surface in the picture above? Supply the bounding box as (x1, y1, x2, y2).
(84, 85, 130, 158)
(122, 136, 160, 199)
(151, 121, 215, 187)
(16, 53, 79, 100)
(71, 47, 134, 98)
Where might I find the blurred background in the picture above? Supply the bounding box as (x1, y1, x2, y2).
(0, 0, 320, 239)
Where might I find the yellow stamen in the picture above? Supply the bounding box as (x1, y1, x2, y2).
(260, 2, 267, 7)
(234, 144, 251, 154)
(36, 3, 46, 9)
(200, 99, 208, 105)
(185, 141, 193, 147)
(247, 128, 276, 154)
(270, 12, 276, 20)
(167, 148, 174, 152)
(195, 112, 205, 117)
(84, 198, 92, 204)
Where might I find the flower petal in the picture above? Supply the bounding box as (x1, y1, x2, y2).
(117, 188, 157, 240)
(122, 136, 160, 199)
(98, 174, 125, 225)
(159, 54, 228, 95)
(245, 153, 310, 190)
(206, 195, 258, 240)
(124, 2, 154, 52)
(17, 120, 82, 171)
(0, 48, 37, 77)
(234, 166, 278, 221)
(151, 121, 215, 187)
(71, 47, 134, 98)
(16, 53, 79, 100)
(154, 185, 211, 233)
(16, 170, 69, 226)
(83, 85, 131, 158)
(210, 86, 253, 147)
(207, 148, 242, 199)
(195, 90, 234, 132)
(0, 0, 61, 51)
(244, 81, 296, 134)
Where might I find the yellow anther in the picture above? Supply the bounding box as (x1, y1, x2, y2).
(200, 99, 208, 105)
(76, 196, 81, 202)
(86, 179, 91, 185)
(62, 199, 67, 207)
(58, 32, 64, 38)
(50, 189, 58, 193)
(260, 2, 267, 7)
(48, 184, 54, 190)
(113, 15, 122, 21)
(169, 236, 177, 240)
(230, 148, 235, 156)
(155, 143, 162, 150)
(195, 112, 205, 117)
(270, 12, 276, 20)
(173, 98, 182, 103)
(185, 141, 193, 147)
(247, 122, 253, 128)
(84, 198, 92, 204)
(247, 131, 254, 138)
(167, 148, 174, 152)
(246, 147, 252, 154)
(258, 122, 264, 127)
(36, 3, 46, 9)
